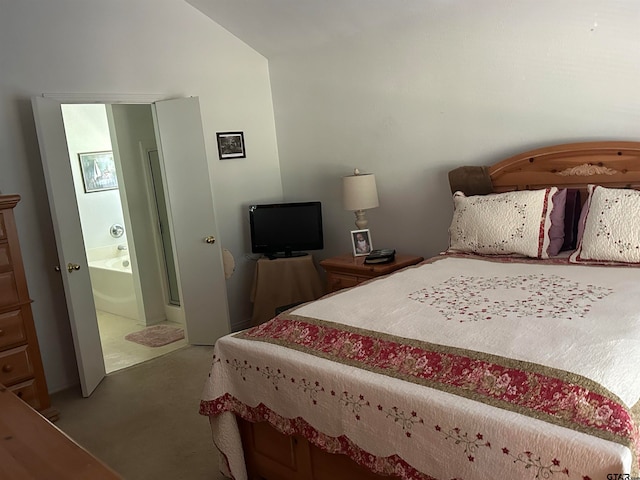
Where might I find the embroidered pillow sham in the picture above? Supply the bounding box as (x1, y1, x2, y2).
(448, 188, 558, 259)
(570, 185, 640, 264)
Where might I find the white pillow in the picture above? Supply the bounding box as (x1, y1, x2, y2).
(448, 188, 558, 259)
(570, 185, 640, 264)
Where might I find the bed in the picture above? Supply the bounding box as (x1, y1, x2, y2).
(200, 141, 640, 480)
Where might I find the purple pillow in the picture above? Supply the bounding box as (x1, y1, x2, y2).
(547, 188, 566, 257)
(575, 190, 590, 248)
(562, 189, 581, 251)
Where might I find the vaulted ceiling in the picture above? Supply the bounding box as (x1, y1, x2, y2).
(186, 0, 436, 58)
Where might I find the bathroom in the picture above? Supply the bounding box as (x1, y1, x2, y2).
(61, 103, 186, 373)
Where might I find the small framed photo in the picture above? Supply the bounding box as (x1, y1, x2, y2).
(216, 131, 246, 159)
(351, 229, 373, 256)
(78, 151, 118, 193)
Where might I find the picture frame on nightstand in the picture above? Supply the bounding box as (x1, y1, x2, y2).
(351, 229, 372, 256)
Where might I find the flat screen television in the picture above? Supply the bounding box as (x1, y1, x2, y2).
(249, 201, 323, 258)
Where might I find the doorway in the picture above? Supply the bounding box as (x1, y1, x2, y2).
(60, 103, 186, 373)
(33, 95, 231, 396)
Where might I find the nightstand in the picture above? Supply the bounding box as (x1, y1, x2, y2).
(320, 253, 424, 293)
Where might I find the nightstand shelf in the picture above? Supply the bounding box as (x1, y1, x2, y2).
(320, 253, 424, 293)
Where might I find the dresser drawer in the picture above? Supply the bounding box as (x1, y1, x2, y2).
(7, 378, 41, 410)
(0, 308, 27, 349)
(0, 345, 34, 386)
(0, 211, 6, 241)
(0, 243, 10, 269)
(0, 270, 19, 308)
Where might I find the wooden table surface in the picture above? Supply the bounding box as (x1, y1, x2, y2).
(319, 253, 424, 276)
(0, 384, 122, 479)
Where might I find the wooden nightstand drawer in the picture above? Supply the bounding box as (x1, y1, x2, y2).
(327, 272, 360, 291)
(0, 345, 34, 386)
(321, 253, 424, 293)
(0, 308, 27, 350)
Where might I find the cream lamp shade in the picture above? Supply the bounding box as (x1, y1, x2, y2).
(342, 168, 379, 229)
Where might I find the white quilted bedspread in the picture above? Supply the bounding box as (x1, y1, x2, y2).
(201, 255, 640, 480)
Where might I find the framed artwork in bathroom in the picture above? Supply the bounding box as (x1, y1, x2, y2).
(216, 131, 246, 159)
(78, 152, 118, 193)
(78, 151, 119, 193)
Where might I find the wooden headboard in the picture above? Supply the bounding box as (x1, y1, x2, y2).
(488, 141, 640, 202)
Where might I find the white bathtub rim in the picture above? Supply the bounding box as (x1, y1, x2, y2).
(89, 256, 131, 273)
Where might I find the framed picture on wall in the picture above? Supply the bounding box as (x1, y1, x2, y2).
(351, 229, 373, 256)
(78, 151, 118, 193)
(216, 131, 246, 159)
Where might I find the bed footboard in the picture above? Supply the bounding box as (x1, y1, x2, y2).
(238, 418, 398, 480)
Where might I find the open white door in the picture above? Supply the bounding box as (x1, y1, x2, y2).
(32, 96, 106, 396)
(152, 97, 230, 344)
(32, 95, 229, 396)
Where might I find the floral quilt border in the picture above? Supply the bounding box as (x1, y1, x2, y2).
(235, 314, 640, 465)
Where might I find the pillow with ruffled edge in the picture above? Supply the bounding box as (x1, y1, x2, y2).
(448, 187, 558, 259)
(547, 188, 566, 257)
(570, 185, 640, 264)
(561, 189, 581, 251)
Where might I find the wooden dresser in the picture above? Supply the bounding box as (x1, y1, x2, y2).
(0, 195, 55, 419)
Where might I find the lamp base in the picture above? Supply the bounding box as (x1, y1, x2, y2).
(354, 210, 369, 229)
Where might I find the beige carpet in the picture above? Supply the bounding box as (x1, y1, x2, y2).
(51, 346, 228, 480)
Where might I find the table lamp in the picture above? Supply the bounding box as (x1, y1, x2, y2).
(342, 168, 379, 229)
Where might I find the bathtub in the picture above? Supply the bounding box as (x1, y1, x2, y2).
(88, 255, 139, 321)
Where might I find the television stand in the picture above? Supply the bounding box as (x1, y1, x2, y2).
(250, 254, 324, 326)
(266, 251, 308, 260)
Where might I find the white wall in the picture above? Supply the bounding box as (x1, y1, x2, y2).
(270, 1, 640, 260)
(0, 0, 282, 392)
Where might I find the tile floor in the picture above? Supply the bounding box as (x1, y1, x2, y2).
(96, 311, 188, 373)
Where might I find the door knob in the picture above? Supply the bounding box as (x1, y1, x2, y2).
(204, 236, 216, 244)
(67, 263, 81, 273)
